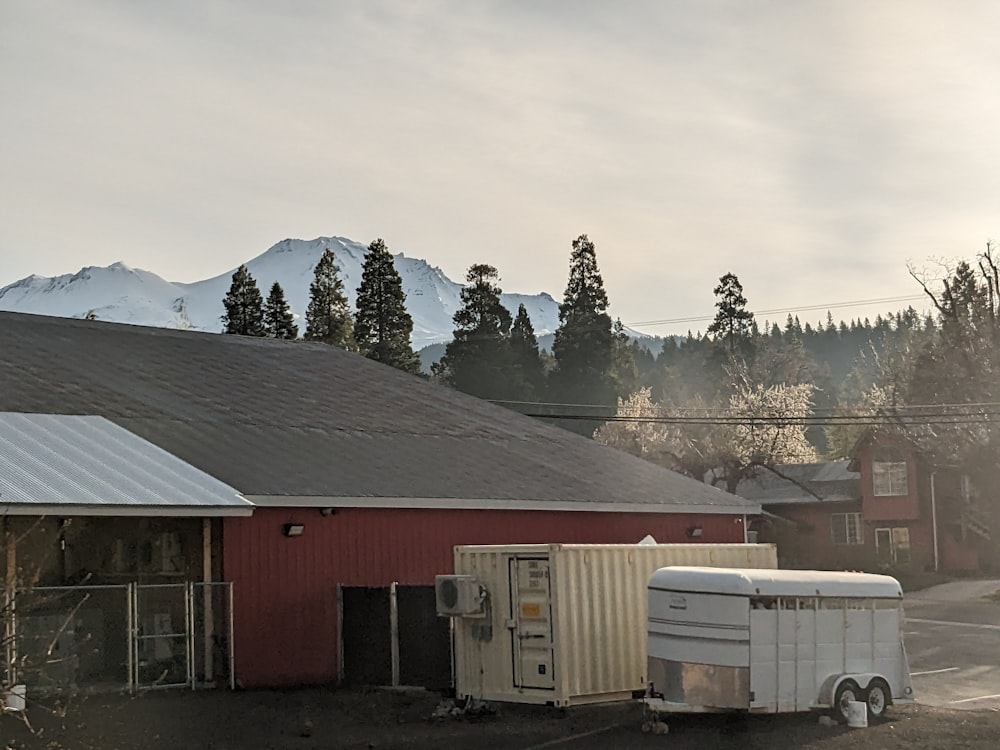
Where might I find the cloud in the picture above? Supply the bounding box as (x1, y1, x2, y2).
(1, 1, 999, 329)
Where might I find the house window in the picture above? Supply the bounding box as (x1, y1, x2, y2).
(830, 513, 863, 545)
(872, 461, 908, 496)
(875, 527, 911, 565)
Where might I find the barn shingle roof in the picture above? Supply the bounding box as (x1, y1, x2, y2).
(0, 312, 758, 514)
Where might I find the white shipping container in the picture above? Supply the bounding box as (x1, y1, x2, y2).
(449, 543, 777, 706)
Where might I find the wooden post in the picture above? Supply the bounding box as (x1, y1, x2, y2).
(336, 585, 344, 684)
(202, 518, 214, 683)
(390, 582, 400, 687)
(3, 518, 17, 685)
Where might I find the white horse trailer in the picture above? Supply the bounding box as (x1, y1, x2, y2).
(646, 567, 914, 721)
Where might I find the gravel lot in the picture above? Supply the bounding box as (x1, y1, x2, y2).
(3, 687, 1000, 750)
(5, 579, 1000, 749)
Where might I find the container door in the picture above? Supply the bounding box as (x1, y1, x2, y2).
(510, 557, 554, 690)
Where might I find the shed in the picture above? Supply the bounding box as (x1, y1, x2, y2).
(0, 412, 251, 692)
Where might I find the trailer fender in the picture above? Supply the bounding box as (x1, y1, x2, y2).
(818, 673, 884, 708)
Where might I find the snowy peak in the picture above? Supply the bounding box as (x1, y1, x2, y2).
(0, 236, 561, 347)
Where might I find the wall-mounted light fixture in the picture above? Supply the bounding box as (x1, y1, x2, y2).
(319, 507, 337, 517)
(686, 526, 703, 539)
(282, 523, 305, 538)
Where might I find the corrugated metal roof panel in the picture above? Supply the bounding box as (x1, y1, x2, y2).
(0, 412, 251, 515)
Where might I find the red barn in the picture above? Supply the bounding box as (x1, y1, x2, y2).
(1, 312, 758, 689)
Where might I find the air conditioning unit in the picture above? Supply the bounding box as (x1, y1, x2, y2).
(435, 575, 487, 617)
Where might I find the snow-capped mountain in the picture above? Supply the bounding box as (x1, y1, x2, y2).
(0, 237, 560, 348)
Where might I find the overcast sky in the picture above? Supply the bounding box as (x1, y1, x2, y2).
(3, 1, 999, 334)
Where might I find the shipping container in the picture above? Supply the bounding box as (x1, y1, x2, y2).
(444, 543, 777, 706)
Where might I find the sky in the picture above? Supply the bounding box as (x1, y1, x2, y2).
(3, 1, 1000, 336)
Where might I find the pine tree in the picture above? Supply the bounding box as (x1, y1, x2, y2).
(305, 248, 355, 348)
(550, 234, 615, 409)
(707, 272, 755, 356)
(263, 281, 298, 339)
(432, 264, 512, 399)
(221, 264, 265, 336)
(508, 303, 546, 400)
(354, 238, 420, 373)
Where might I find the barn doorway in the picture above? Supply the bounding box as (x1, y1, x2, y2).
(337, 584, 451, 690)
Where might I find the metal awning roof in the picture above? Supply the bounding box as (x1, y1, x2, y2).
(0, 413, 252, 516)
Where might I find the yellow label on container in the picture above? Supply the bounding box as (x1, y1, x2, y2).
(521, 602, 542, 617)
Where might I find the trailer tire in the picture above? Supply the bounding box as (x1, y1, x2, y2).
(832, 679, 861, 723)
(865, 678, 891, 721)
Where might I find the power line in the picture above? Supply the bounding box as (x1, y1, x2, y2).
(625, 294, 928, 329)
(515, 411, 1000, 427)
(490, 399, 1000, 428)
(491, 398, 1000, 413)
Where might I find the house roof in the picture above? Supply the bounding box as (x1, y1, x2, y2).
(0, 412, 251, 516)
(732, 460, 859, 506)
(0, 312, 759, 515)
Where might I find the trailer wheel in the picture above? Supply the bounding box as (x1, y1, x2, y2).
(832, 679, 861, 723)
(865, 678, 891, 721)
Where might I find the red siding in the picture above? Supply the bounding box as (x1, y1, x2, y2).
(222, 507, 746, 687)
(858, 441, 921, 521)
(763, 504, 869, 570)
(767, 503, 964, 575)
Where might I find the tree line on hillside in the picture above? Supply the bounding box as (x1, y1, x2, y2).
(594, 244, 1000, 563)
(223, 234, 1000, 554)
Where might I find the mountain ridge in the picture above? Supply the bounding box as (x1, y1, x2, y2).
(0, 236, 561, 348)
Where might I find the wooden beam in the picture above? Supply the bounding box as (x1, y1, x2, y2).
(202, 518, 214, 683)
(3, 518, 17, 685)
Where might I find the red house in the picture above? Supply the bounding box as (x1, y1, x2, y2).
(1, 312, 759, 690)
(739, 433, 990, 574)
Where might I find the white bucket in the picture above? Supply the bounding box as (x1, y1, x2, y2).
(3, 684, 26, 712)
(846, 700, 868, 728)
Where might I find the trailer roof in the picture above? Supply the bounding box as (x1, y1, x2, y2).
(648, 566, 903, 599)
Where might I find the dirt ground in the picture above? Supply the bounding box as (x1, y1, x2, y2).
(3, 687, 1000, 750)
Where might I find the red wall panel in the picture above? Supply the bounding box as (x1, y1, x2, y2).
(857, 441, 922, 521)
(222, 508, 746, 687)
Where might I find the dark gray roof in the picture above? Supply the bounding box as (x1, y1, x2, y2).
(0, 413, 251, 516)
(0, 312, 757, 514)
(733, 460, 860, 506)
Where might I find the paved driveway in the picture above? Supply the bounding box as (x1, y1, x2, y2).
(904, 579, 1000, 709)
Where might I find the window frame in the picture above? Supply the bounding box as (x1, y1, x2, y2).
(872, 460, 908, 497)
(830, 512, 864, 545)
(875, 525, 911, 565)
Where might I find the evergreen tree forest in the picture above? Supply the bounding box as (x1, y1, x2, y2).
(213, 236, 1000, 552)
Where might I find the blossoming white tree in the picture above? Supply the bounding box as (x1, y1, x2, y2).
(595, 382, 816, 493)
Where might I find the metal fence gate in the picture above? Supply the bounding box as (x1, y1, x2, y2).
(6, 582, 233, 693)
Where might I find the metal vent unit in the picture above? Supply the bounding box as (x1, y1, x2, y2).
(435, 575, 486, 617)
